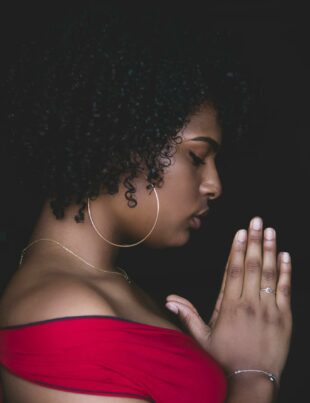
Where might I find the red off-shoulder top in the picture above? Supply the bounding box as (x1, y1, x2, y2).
(0, 315, 227, 402)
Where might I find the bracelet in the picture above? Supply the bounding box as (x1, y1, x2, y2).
(228, 369, 280, 389)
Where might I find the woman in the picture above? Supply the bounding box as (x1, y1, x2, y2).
(0, 7, 292, 403)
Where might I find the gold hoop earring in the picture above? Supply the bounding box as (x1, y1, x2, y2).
(87, 184, 159, 247)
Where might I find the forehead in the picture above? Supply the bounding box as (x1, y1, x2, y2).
(180, 104, 222, 146)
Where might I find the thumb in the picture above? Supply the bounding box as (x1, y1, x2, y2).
(165, 298, 211, 349)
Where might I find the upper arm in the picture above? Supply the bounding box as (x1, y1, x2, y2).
(5, 275, 117, 326)
(1, 278, 151, 403)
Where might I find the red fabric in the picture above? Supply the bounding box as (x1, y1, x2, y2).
(0, 315, 227, 402)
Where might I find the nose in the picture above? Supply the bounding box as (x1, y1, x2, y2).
(199, 162, 222, 201)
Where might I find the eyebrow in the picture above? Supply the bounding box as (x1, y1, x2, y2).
(185, 136, 221, 154)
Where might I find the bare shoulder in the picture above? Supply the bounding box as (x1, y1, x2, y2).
(0, 274, 151, 402)
(0, 272, 118, 328)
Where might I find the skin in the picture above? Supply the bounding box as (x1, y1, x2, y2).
(17, 103, 223, 277)
(166, 219, 292, 401)
(0, 103, 292, 402)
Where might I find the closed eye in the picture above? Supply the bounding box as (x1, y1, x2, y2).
(189, 151, 206, 166)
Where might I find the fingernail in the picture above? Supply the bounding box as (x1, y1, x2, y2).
(237, 229, 247, 242)
(166, 303, 179, 314)
(252, 217, 262, 230)
(264, 228, 275, 240)
(282, 252, 290, 263)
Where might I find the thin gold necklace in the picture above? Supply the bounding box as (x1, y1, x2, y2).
(19, 238, 132, 284)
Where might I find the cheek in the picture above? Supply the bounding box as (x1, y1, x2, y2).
(159, 164, 199, 217)
(167, 157, 199, 195)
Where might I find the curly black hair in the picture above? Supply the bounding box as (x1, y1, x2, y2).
(5, 5, 250, 224)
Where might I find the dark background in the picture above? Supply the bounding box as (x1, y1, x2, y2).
(1, 2, 309, 401)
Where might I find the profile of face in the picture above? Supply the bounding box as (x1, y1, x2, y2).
(108, 103, 222, 248)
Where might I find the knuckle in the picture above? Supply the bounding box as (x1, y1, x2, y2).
(180, 310, 193, 324)
(234, 241, 246, 252)
(264, 241, 275, 251)
(278, 284, 291, 297)
(245, 259, 261, 273)
(262, 268, 276, 281)
(237, 301, 256, 317)
(249, 233, 262, 243)
(262, 308, 282, 326)
(228, 264, 243, 278)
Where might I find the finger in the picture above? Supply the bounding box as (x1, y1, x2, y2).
(165, 300, 211, 348)
(242, 217, 263, 299)
(276, 252, 292, 311)
(260, 227, 278, 300)
(166, 294, 199, 315)
(222, 229, 247, 301)
(209, 259, 229, 326)
(168, 247, 232, 324)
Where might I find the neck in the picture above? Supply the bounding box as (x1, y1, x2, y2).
(23, 196, 123, 276)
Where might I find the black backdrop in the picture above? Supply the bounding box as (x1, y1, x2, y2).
(1, 2, 309, 402)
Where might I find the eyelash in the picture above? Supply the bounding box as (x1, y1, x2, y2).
(189, 151, 206, 166)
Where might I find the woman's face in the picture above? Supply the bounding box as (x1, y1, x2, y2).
(116, 104, 222, 248)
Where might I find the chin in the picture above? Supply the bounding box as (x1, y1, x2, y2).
(165, 230, 191, 248)
(169, 226, 193, 246)
(146, 230, 190, 249)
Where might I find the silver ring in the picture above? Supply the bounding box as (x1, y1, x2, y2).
(260, 287, 276, 294)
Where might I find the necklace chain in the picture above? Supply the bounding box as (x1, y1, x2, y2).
(19, 238, 131, 284)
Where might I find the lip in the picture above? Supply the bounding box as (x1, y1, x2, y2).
(196, 208, 209, 218)
(190, 216, 202, 229)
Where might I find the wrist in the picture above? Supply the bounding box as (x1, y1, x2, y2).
(227, 370, 278, 403)
(228, 369, 280, 388)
